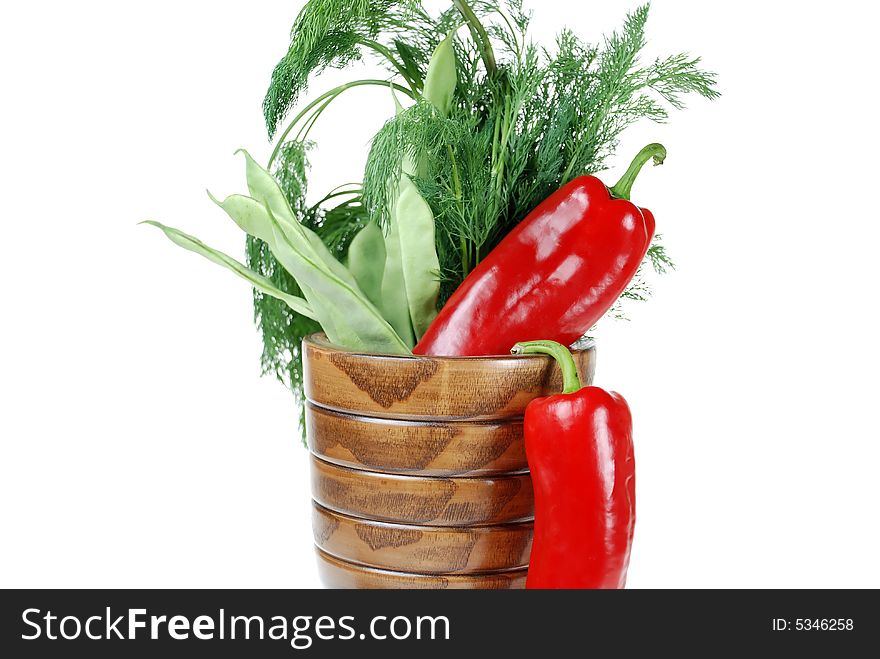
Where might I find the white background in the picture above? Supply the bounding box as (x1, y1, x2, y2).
(2, 0, 878, 588)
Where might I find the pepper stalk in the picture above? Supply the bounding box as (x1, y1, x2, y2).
(609, 143, 667, 201)
(512, 340, 583, 394)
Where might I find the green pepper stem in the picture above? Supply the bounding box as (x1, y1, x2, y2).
(609, 143, 667, 201)
(511, 340, 583, 394)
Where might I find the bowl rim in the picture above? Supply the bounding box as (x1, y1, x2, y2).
(303, 332, 595, 362)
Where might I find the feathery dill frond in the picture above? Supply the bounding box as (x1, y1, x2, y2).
(561, 4, 719, 179)
(263, 0, 516, 144)
(362, 101, 465, 226)
(646, 236, 675, 275)
(606, 233, 676, 323)
(643, 53, 721, 109)
(263, 0, 433, 139)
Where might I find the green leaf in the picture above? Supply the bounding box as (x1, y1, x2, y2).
(393, 39, 425, 91)
(141, 221, 317, 321)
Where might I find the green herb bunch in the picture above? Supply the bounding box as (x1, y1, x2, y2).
(244, 0, 717, 435)
(362, 2, 716, 298)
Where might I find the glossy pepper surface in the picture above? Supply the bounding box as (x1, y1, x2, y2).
(512, 340, 636, 589)
(413, 144, 664, 356)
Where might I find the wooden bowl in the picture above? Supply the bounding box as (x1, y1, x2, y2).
(303, 334, 596, 589)
(316, 549, 528, 589)
(313, 504, 534, 574)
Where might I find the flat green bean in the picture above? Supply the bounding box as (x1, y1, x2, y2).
(142, 221, 317, 321)
(380, 34, 456, 340)
(347, 221, 386, 309)
(210, 191, 408, 354)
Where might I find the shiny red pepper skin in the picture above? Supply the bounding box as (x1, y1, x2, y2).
(525, 386, 636, 589)
(413, 176, 654, 356)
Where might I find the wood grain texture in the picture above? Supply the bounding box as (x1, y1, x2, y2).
(310, 457, 534, 526)
(306, 403, 528, 476)
(303, 334, 596, 588)
(316, 549, 527, 589)
(303, 334, 596, 420)
(313, 503, 532, 574)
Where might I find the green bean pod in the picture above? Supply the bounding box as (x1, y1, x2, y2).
(347, 221, 386, 309)
(380, 33, 456, 341)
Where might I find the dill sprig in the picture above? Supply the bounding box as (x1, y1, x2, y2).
(263, 0, 455, 138)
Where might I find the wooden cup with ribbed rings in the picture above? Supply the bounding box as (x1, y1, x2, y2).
(303, 333, 596, 589)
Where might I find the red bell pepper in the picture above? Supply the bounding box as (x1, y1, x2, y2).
(413, 144, 665, 356)
(512, 340, 636, 589)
